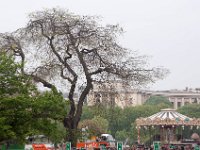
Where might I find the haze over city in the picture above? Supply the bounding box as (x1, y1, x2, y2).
(1, 0, 200, 90)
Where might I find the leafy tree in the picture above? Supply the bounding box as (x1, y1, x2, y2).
(178, 104, 200, 139)
(78, 116, 109, 138)
(105, 107, 125, 137)
(92, 116, 109, 134)
(81, 106, 95, 120)
(29, 90, 68, 143)
(81, 106, 124, 137)
(0, 52, 67, 143)
(0, 52, 34, 143)
(144, 95, 172, 107)
(178, 104, 200, 118)
(115, 130, 129, 142)
(0, 8, 167, 145)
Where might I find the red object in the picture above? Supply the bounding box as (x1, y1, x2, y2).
(76, 141, 110, 149)
(32, 144, 48, 150)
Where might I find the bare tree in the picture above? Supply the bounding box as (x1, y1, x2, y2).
(0, 8, 167, 145)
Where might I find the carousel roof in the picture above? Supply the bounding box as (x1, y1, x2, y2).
(136, 108, 200, 127)
(147, 108, 191, 121)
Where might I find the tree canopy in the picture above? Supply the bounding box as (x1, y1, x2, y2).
(78, 115, 109, 138)
(0, 52, 67, 144)
(144, 95, 172, 107)
(178, 104, 200, 118)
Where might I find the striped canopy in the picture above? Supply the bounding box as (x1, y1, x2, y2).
(148, 108, 190, 120)
(136, 108, 200, 127)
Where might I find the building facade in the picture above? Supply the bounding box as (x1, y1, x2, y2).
(87, 81, 150, 108)
(87, 81, 200, 109)
(151, 88, 200, 109)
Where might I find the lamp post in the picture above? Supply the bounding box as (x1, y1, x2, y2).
(136, 126, 141, 144)
(149, 126, 152, 146)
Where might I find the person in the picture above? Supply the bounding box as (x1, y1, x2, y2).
(96, 136, 101, 142)
(131, 144, 136, 150)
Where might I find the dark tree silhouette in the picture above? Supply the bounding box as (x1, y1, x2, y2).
(0, 8, 168, 145)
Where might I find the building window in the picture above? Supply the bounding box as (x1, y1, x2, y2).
(178, 102, 181, 107)
(193, 98, 198, 103)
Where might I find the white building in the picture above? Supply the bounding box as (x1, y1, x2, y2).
(87, 81, 150, 108)
(150, 88, 200, 109)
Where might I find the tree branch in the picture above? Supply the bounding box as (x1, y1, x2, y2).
(30, 74, 55, 89)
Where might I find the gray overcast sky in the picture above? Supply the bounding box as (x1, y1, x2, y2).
(1, 0, 200, 90)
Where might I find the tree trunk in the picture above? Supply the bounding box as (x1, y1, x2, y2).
(64, 81, 92, 147)
(66, 127, 78, 147)
(64, 117, 78, 147)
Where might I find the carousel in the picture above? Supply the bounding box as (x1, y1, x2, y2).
(135, 108, 200, 144)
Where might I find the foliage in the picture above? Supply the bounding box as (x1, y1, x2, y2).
(0, 52, 33, 143)
(178, 104, 200, 118)
(92, 116, 109, 133)
(81, 106, 95, 120)
(29, 90, 68, 143)
(78, 116, 108, 137)
(80, 104, 168, 144)
(115, 130, 129, 142)
(177, 104, 200, 138)
(31, 119, 66, 143)
(144, 95, 172, 107)
(0, 52, 67, 143)
(104, 107, 125, 137)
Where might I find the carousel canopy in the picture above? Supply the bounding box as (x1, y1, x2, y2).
(136, 108, 200, 127)
(148, 108, 190, 121)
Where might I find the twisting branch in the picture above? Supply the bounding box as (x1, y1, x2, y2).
(49, 36, 65, 64)
(30, 74, 55, 89)
(60, 67, 73, 83)
(64, 44, 72, 61)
